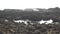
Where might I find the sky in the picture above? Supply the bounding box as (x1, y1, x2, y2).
(0, 0, 60, 10)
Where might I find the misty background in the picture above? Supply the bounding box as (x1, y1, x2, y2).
(0, 0, 60, 34)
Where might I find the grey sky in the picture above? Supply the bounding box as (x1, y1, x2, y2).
(0, 0, 60, 10)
